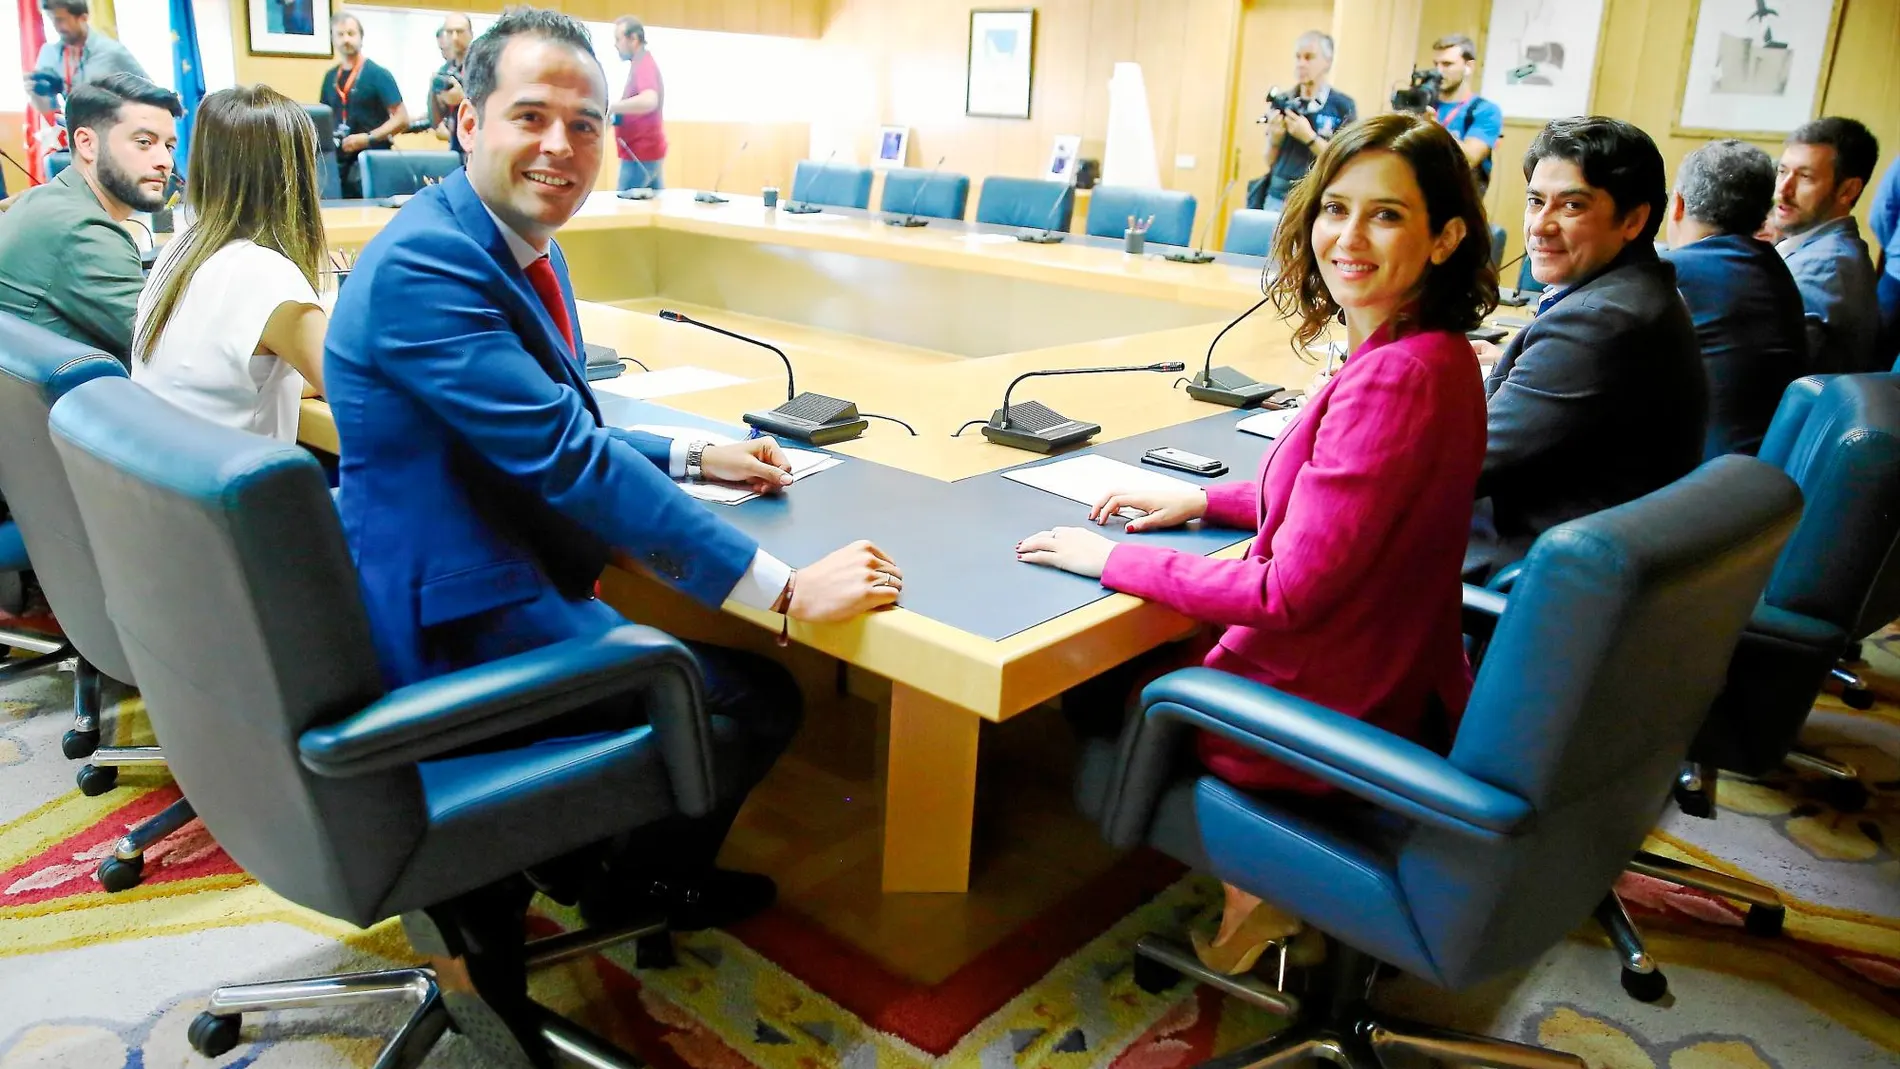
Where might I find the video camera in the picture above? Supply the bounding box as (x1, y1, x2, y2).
(1390, 67, 1443, 114)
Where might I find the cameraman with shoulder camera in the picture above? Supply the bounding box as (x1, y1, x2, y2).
(1427, 35, 1502, 194)
(1247, 31, 1356, 215)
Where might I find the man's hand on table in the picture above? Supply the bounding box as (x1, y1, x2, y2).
(790, 540, 903, 621)
(703, 437, 793, 494)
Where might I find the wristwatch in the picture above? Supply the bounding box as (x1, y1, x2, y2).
(685, 440, 709, 482)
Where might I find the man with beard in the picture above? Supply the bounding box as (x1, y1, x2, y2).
(319, 12, 410, 199)
(1428, 34, 1503, 196)
(23, 0, 150, 119)
(0, 72, 179, 363)
(1771, 117, 1882, 373)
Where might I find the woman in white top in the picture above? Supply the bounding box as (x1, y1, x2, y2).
(133, 84, 327, 441)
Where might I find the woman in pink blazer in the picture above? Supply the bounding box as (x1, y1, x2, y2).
(1018, 113, 1497, 973)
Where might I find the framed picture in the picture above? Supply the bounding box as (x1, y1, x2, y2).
(966, 9, 1036, 119)
(1045, 134, 1080, 183)
(1675, 0, 1844, 138)
(874, 125, 910, 169)
(1478, 0, 1609, 121)
(247, 0, 333, 58)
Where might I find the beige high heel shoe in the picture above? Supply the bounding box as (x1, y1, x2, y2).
(1189, 899, 1304, 975)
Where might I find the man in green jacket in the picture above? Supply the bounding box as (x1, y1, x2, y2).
(0, 73, 179, 363)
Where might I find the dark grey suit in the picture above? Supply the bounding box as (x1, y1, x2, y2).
(1466, 247, 1707, 580)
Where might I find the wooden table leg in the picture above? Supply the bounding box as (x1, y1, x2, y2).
(881, 683, 981, 893)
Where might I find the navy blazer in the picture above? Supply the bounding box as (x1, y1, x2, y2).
(327, 170, 758, 687)
(1467, 247, 1706, 580)
(1662, 234, 1808, 458)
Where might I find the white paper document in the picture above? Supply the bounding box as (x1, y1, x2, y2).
(1236, 407, 1299, 440)
(593, 365, 748, 400)
(623, 424, 840, 505)
(1002, 454, 1198, 519)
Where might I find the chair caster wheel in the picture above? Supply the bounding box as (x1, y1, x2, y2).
(1841, 686, 1875, 710)
(1672, 782, 1715, 819)
(62, 728, 100, 759)
(635, 931, 676, 970)
(1133, 952, 1182, 994)
(1815, 777, 1869, 813)
(98, 854, 143, 892)
(1620, 966, 1667, 1003)
(1745, 905, 1785, 937)
(76, 764, 118, 796)
(188, 1011, 241, 1057)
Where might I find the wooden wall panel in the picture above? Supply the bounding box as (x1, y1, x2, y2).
(1229, 0, 1334, 192)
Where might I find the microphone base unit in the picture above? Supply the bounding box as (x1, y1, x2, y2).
(979, 402, 1100, 453)
(743, 393, 868, 446)
(616, 188, 657, 201)
(782, 202, 823, 214)
(885, 216, 929, 227)
(1016, 230, 1065, 244)
(1164, 249, 1218, 264)
(1186, 367, 1282, 409)
(693, 191, 730, 204)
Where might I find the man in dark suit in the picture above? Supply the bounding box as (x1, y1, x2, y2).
(325, 8, 902, 975)
(1662, 139, 1807, 458)
(1466, 117, 1706, 581)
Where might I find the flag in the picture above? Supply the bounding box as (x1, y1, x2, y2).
(168, 0, 207, 171)
(18, 0, 50, 183)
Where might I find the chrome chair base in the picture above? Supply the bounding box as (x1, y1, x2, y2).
(1131, 936, 1582, 1069)
(1626, 849, 1785, 936)
(1594, 892, 1668, 1002)
(188, 917, 668, 1068)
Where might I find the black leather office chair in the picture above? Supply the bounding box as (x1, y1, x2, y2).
(0, 315, 188, 892)
(51, 375, 723, 1068)
(1079, 456, 1799, 1060)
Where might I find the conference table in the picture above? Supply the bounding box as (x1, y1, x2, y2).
(304, 190, 1354, 893)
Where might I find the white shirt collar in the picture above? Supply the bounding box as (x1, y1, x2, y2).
(481, 201, 545, 269)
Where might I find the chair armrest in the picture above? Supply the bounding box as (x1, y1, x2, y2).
(1099, 668, 1532, 848)
(1746, 602, 1848, 650)
(299, 625, 716, 816)
(1485, 561, 1525, 593)
(1462, 583, 1508, 641)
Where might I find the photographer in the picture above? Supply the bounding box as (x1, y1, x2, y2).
(1427, 35, 1502, 194)
(1247, 31, 1356, 215)
(428, 13, 472, 162)
(318, 13, 409, 199)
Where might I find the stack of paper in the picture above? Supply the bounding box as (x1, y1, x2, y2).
(1236, 407, 1299, 439)
(1001, 454, 1197, 519)
(623, 424, 839, 505)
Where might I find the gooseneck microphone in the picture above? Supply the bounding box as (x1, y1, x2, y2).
(694, 140, 748, 204)
(1016, 181, 1073, 244)
(782, 150, 834, 214)
(1186, 295, 1283, 408)
(615, 139, 657, 200)
(963, 361, 1186, 452)
(1165, 176, 1242, 264)
(657, 309, 869, 445)
(886, 155, 945, 227)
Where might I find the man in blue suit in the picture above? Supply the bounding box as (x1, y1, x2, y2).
(1662, 139, 1807, 458)
(1770, 117, 1881, 373)
(325, 8, 902, 945)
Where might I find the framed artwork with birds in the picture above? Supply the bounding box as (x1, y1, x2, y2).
(1676, 0, 1844, 137)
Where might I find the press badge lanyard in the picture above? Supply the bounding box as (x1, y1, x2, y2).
(334, 60, 364, 111)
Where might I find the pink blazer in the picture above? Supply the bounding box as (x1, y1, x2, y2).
(1099, 323, 1487, 791)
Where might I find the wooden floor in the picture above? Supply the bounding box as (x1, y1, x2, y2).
(717, 688, 1130, 984)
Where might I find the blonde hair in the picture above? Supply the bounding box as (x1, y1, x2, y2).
(135, 84, 327, 362)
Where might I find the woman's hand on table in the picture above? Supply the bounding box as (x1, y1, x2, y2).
(1089, 485, 1207, 533)
(1017, 526, 1117, 579)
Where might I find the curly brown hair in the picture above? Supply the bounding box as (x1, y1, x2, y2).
(1266, 112, 1497, 350)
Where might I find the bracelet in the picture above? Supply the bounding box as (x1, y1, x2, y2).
(773, 569, 797, 647)
(685, 440, 708, 483)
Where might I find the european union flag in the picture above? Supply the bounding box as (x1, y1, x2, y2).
(169, 0, 207, 173)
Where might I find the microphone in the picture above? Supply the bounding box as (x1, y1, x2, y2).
(974, 362, 1185, 453)
(1185, 295, 1283, 408)
(614, 139, 657, 200)
(1016, 180, 1072, 243)
(694, 139, 748, 204)
(782, 150, 834, 214)
(658, 309, 869, 445)
(1165, 176, 1242, 263)
(885, 155, 945, 227)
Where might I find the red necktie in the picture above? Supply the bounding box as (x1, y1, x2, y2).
(524, 255, 576, 358)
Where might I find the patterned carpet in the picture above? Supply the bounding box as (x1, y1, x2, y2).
(2, 637, 1899, 1068)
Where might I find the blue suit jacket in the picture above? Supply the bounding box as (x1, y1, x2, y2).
(1662, 234, 1808, 458)
(327, 170, 757, 686)
(1782, 216, 1881, 374)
